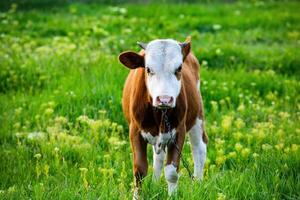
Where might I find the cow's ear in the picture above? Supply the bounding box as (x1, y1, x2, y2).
(119, 51, 145, 69)
(180, 36, 191, 60)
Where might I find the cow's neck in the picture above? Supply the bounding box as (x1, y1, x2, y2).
(139, 105, 178, 136)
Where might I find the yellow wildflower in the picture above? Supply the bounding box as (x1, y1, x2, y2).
(210, 123, 218, 135)
(217, 149, 225, 156)
(235, 118, 245, 129)
(233, 131, 243, 141)
(47, 101, 55, 108)
(252, 153, 259, 159)
(241, 148, 250, 158)
(215, 138, 225, 147)
(55, 116, 68, 124)
(275, 143, 284, 151)
(237, 104, 245, 112)
(221, 115, 233, 133)
(262, 144, 272, 151)
(7, 186, 16, 193)
(34, 153, 42, 159)
(13, 122, 21, 130)
(44, 164, 50, 178)
(216, 155, 226, 166)
(291, 144, 299, 152)
(210, 101, 218, 112)
(276, 129, 284, 139)
(235, 143, 243, 152)
(54, 147, 60, 153)
(89, 120, 101, 132)
(99, 168, 115, 176)
(79, 167, 88, 172)
(254, 129, 265, 141)
(228, 151, 237, 159)
(284, 147, 290, 154)
(278, 112, 290, 119)
(217, 192, 226, 200)
(98, 109, 107, 115)
(15, 107, 22, 115)
(44, 108, 54, 116)
(108, 137, 126, 147)
(219, 99, 226, 106)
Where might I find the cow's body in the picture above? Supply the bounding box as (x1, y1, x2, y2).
(119, 38, 208, 199)
(123, 51, 208, 144)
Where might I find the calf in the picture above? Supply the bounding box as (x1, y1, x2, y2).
(119, 37, 208, 199)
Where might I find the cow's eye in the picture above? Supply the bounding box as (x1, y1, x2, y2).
(146, 67, 154, 75)
(175, 66, 182, 74)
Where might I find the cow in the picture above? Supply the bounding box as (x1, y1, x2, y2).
(118, 37, 208, 199)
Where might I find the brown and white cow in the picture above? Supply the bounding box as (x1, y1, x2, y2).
(119, 37, 208, 198)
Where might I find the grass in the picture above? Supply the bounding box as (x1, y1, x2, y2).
(0, 1, 300, 199)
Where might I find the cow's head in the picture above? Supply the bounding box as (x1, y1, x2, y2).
(119, 38, 190, 109)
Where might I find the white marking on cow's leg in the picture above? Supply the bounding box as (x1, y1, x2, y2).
(189, 118, 206, 180)
(133, 186, 139, 200)
(152, 146, 165, 181)
(164, 164, 178, 195)
(197, 80, 200, 91)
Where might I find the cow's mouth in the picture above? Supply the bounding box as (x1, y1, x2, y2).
(156, 104, 172, 109)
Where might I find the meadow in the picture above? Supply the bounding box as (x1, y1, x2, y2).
(0, 1, 300, 199)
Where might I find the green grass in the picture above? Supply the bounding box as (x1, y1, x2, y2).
(1, 1, 300, 199)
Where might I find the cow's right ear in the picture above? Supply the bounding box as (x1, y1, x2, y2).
(118, 51, 145, 69)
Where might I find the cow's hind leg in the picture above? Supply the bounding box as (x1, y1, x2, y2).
(189, 118, 207, 179)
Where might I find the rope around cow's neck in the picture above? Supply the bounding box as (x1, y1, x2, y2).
(160, 109, 195, 181)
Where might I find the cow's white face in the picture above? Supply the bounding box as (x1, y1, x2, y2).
(144, 39, 183, 108)
(119, 38, 190, 108)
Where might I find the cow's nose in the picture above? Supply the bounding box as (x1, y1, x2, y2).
(156, 95, 173, 107)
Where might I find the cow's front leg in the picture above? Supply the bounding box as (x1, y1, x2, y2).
(165, 126, 185, 196)
(152, 146, 165, 181)
(130, 124, 148, 200)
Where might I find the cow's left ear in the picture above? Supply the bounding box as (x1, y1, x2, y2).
(118, 51, 145, 69)
(180, 36, 191, 60)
